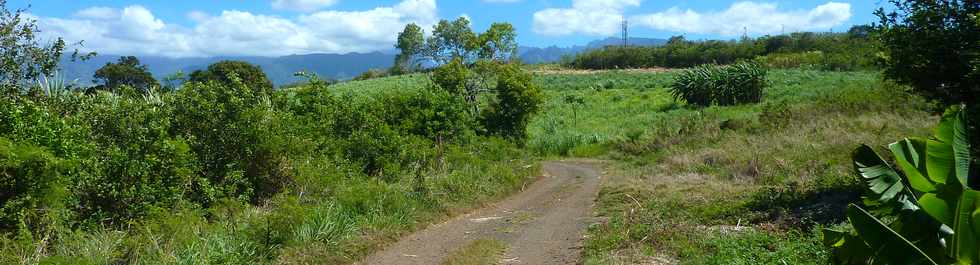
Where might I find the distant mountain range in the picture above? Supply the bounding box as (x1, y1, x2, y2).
(58, 52, 395, 87)
(57, 37, 667, 87)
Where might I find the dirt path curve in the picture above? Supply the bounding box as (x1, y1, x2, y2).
(359, 160, 603, 265)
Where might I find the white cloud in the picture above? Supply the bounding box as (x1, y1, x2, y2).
(632, 2, 852, 36)
(34, 0, 438, 57)
(271, 0, 339, 12)
(532, 0, 641, 36)
(74, 7, 118, 19)
(186, 10, 210, 23)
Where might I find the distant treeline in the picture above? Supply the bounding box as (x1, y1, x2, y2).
(567, 26, 875, 71)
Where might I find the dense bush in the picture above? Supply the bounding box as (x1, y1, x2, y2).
(171, 79, 289, 204)
(669, 62, 768, 106)
(0, 138, 62, 232)
(481, 63, 543, 142)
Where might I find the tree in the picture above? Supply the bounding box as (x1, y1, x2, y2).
(876, 1, 979, 107)
(477, 23, 518, 62)
(480, 63, 542, 142)
(425, 17, 478, 64)
(0, 0, 67, 94)
(875, 0, 980, 155)
(395, 23, 424, 71)
(93, 56, 159, 92)
(189, 61, 274, 94)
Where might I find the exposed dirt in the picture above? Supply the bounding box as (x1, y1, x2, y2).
(359, 160, 603, 265)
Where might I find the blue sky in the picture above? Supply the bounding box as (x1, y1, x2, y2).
(10, 0, 890, 57)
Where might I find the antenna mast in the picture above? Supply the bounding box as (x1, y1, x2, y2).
(622, 16, 629, 47)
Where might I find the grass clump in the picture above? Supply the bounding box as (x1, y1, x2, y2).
(670, 62, 767, 106)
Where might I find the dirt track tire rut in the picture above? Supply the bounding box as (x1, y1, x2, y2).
(359, 161, 602, 265)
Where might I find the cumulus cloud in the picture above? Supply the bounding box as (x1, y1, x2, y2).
(632, 2, 852, 36)
(34, 0, 438, 57)
(532, 0, 641, 36)
(271, 0, 339, 12)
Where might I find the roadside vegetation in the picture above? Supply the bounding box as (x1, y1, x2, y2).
(0, 4, 542, 263)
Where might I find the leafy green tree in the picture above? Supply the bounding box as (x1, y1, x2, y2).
(480, 63, 542, 142)
(395, 23, 425, 71)
(425, 17, 478, 64)
(875, 0, 980, 107)
(875, 0, 980, 159)
(189, 60, 274, 94)
(477, 23, 518, 62)
(431, 58, 468, 96)
(0, 0, 67, 94)
(93, 56, 159, 92)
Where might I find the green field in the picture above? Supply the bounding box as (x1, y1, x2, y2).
(521, 69, 935, 264)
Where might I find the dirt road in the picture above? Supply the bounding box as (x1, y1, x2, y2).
(360, 161, 602, 265)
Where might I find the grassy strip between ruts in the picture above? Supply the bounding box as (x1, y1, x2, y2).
(440, 238, 508, 265)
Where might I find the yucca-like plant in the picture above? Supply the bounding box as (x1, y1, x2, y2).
(669, 62, 767, 106)
(824, 106, 979, 264)
(33, 71, 78, 98)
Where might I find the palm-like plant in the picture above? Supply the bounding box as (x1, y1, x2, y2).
(825, 106, 979, 264)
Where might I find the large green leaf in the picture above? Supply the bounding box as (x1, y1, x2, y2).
(926, 138, 955, 185)
(919, 193, 955, 227)
(929, 107, 972, 188)
(951, 109, 971, 187)
(823, 228, 874, 264)
(847, 204, 939, 265)
(952, 190, 980, 263)
(854, 144, 906, 203)
(891, 137, 936, 192)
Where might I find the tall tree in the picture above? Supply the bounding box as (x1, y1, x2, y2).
(93, 56, 159, 93)
(477, 23, 518, 62)
(395, 23, 424, 71)
(425, 17, 477, 64)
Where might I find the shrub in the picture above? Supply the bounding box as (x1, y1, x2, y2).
(73, 91, 200, 222)
(480, 63, 543, 142)
(0, 138, 62, 232)
(171, 80, 289, 204)
(669, 62, 768, 106)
